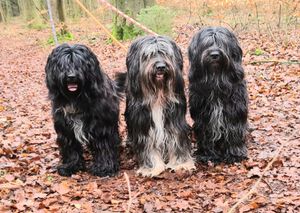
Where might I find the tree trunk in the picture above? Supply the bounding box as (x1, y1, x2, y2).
(23, 0, 35, 22)
(144, 0, 155, 7)
(0, 2, 6, 22)
(18, 0, 25, 19)
(112, 0, 156, 40)
(127, 0, 155, 17)
(112, 0, 125, 40)
(9, 0, 20, 17)
(0, 0, 14, 22)
(57, 0, 65, 23)
(57, 0, 68, 35)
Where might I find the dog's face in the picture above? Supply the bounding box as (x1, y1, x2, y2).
(45, 44, 101, 99)
(189, 27, 243, 72)
(59, 63, 85, 97)
(200, 41, 229, 71)
(126, 36, 183, 100)
(140, 48, 175, 91)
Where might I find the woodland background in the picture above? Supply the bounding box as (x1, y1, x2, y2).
(0, 0, 299, 212)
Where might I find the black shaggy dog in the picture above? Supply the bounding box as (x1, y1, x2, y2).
(45, 44, 120, 177)
(188, 27, 248, 164)
(118, 35, 195, 177)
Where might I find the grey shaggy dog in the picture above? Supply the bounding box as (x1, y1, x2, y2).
(117, 35, 195, 177)
(188, 27, 248, 164)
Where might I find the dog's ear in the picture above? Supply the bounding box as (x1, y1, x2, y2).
(188, 27, 214, 63)
(114, 72, 127, 96)
(232, 42, 243, 63)
(169, 40, 183, 72)
(45, 51, 61, 99)
(126, 39, 140, 74)
(222, 28, 243, 63)
(232, 44, 243, 63)
(126, 38, 144, 96)
(188, 32, 201, 63)
(168, 39, 186, 95)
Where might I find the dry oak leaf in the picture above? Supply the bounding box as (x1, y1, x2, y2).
(52, 180, 71, 195)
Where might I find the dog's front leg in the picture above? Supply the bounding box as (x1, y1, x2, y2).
(88, 128, 120, 177)
(126, 102, 165, 177)
(54, 112, 85, 176)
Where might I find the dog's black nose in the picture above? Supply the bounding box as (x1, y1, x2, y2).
(67, 73, 77, 81)
(156, 62, 166, 71)
(210, 51, 221, 59)
(67, 73, 76, 82)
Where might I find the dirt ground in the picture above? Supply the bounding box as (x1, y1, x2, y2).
(0, 22, 299, 212)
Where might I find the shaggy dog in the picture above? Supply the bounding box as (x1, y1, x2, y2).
(188, 27, 248, 163)
(118, 35, 195, 177)
(45, 44, 120, 177)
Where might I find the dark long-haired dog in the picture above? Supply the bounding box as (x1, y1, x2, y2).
(188, 27, 248, 163)
(45, 44, 120, 177)
(118, 35, 195, 177)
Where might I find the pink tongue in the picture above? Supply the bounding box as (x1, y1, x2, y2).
(67, 84, 78, 92)
(156, 74, 164, 80)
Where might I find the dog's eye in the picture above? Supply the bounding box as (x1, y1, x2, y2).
(141, 55, 147, 61)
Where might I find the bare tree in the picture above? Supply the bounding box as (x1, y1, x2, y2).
(57, 0, 68, 34)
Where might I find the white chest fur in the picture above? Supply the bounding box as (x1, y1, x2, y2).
(61, 105, 89, 145)
(150, 100, 166, 150)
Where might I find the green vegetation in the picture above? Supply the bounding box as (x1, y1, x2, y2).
(46, 175, 53, 181)
(28, 22, 48, 31)
(0, 170, 5, 177)
(111, 21, 141, 41)
(47, 31, 74, 45)
(111, 5, 175, 41)
(136, 5, 175, 36)
(253, 48, 264, 56)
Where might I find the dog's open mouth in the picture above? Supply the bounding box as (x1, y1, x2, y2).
(67, 83, 78, 92)
(155, 72, 165, 80)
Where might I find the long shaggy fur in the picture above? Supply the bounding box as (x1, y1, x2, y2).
(45, 44, 120, 177)
(120, 35, 195, 177)
(188, 27, 248, 163)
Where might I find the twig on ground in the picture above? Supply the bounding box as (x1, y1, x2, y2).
(254, 3, 261, 35)
(266, 24, 280, 45)
(277, 4, 282, 28)
(260, 178, 274, 193)
(249, 60, 300, 65)
(228, 130, 298, 213)
(124, 172, 132, 213)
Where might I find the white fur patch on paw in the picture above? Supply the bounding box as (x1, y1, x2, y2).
(137, 165, 165, 177)
(166, 159, 196, 172)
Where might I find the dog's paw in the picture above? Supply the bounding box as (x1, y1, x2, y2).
(57, 167, 73, 177)
(167, 159, 196, 172)
(137, 165, 165, 177)
(195, 154, 220, 164)
(224, 155, 248, 164)
(57, 161, 85, 177)
(89, 163, 118, 177)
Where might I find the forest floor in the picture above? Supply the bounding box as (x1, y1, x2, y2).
(0, 21, 299, 212)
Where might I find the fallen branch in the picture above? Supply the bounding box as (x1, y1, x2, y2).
(249, 60, 300, 65)
(228, 130, 298, 213)
(124, 172, 132, 213)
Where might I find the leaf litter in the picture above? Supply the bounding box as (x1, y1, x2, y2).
(0, 23, 299, 212)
